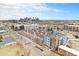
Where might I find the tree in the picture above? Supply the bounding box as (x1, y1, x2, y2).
(11, 25, 14, 30)
(20, 25, 24, 30)
(0, 35, 3, 42)
(14, 27, 18, 31)
(36, 17, 39, 21)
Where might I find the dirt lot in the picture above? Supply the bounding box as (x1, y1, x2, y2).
(67, 40, 79, 51)
(0, 44, 25, 56)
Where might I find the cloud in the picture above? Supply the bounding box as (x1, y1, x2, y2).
(31, 4, 49, 11)
(29, 4, 63, 13)
(0, 3, 63, 20)
(0, 3, 32, 20)
(52, 9, 62, 12)
(31, 13, 42, 17)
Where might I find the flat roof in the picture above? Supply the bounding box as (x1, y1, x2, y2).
(0, 30, 6, 33)
(0, 37, 16, 47)
(66, 25, 79, 28)
(59, 45, 79, 56)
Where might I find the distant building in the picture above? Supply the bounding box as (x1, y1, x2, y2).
(11, 24, 47, 31)
(64, 24, 79, 32)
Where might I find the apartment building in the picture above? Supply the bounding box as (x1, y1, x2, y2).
(64, 24, 79, 32)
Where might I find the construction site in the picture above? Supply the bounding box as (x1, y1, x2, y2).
(0, 19, 79, 56)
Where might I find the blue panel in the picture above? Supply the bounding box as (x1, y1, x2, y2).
(53, 31, 62, 38)
(62, 35, 68, 45)
(0, 37, 16, 47)
(43, 35, 52, 48)
(58, 34, 68, 46)
(53, 31, 57, 37)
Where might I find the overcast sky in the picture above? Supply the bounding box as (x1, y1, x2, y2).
(0, 3, 79, 20)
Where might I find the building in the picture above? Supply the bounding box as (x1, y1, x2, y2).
(11, 24, 47, 31)
(58, 45, 79, 56)
(0, 37, 16, 48)
(43, 31, 52, 48)
(64, 24, 79, 32)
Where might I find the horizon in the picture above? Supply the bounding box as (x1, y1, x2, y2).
(0, 3, 79, 20)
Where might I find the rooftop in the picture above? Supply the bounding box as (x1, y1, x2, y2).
(66, 24, 79, 27)
(0, 37, 16, 47)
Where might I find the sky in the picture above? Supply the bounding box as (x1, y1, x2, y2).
(0, 3, 79, 20)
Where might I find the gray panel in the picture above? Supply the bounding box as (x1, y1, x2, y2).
(0, 37, 16, 47)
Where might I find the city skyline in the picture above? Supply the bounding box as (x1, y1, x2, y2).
(0, 3, 79, 20)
